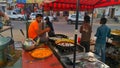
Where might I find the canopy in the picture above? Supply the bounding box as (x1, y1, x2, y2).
(43, 0, 120, 11)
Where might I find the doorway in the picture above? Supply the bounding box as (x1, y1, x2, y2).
(109, 8, 115, 18)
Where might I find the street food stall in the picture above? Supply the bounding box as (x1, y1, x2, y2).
(43, 0, 120, 68)
(15, 0, 120, 68)
(48, 38, 110, 68)
(21, 37, 110, 68)
(106, 29, 120, 67)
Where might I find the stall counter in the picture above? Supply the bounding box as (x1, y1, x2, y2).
(22, 47, 63, 68)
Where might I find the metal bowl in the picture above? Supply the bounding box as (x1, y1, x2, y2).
(23, 38, 36, 51)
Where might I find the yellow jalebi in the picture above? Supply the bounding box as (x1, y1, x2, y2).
(55, 38, 74, 44)
(111, 29, 120, 36)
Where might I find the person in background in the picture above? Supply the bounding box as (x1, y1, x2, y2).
(0, 10, 10, 28)
(94, 18, 111, 62)
(79, 15, 92, 52)
(3, 13, 10, 26)
(0, 11, 4, 16)
(45, 17, 55, 37)
(28, 14, 50, 44)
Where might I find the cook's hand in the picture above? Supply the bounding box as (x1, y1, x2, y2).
(45, 27, 50, 32)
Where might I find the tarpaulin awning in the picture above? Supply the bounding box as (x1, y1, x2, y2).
(43, 0, 120, 11)
(15, 0, 120, 11)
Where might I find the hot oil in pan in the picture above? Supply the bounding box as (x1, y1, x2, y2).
(55, 43, 84, 55)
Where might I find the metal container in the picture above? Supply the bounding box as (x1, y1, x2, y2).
(111, 29, 120, 41)
(0, 37, 11, 67)
(23, 38, 36, 51)
(6, 37, 15, 60)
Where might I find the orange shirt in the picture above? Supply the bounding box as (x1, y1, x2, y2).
(28, 20, 39, 39)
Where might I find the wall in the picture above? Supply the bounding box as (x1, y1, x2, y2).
(114, 5, 120, 16)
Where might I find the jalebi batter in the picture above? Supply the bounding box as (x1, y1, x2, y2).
(30, 48, 52, 59)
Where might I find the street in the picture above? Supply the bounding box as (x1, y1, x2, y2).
(1, 17, 120, 42)
(52, 18, 120, 40)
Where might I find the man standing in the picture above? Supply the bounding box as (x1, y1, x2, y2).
(28, 14, 50, 44)
(94, 18, 111, 62)
(79, 15, 92, 52)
